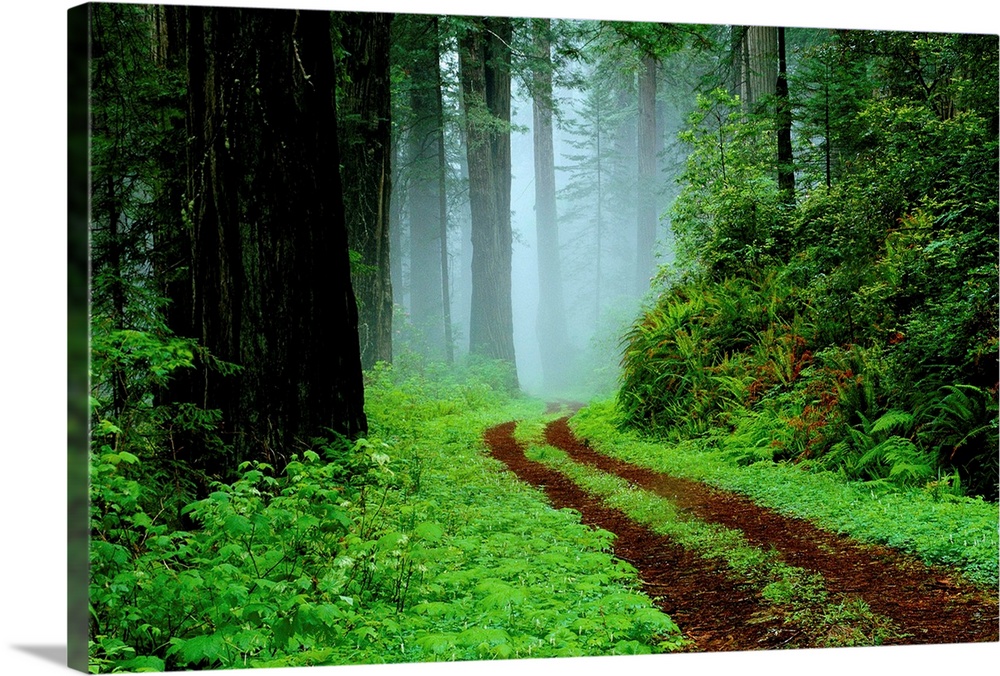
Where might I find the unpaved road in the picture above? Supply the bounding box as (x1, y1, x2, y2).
(484, 416, 999, 652)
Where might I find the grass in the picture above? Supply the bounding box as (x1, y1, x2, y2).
(568, 399, 1000, 588)
(321, 367, 690, 664)
(520, 437, 904, 648)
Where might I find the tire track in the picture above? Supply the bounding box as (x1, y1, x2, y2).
(484, 421, 790, 652)
(544, 416, 1000, 646)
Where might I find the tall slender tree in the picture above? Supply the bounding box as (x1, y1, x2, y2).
(338, 12, 394, 370)
(459, 16, 518, 386)
(635, 53, 658, 293)
(775, 26, 795, 203)
(434, 36, 456, 365)
(530, 18, 570, 390)
(181, 6, 367, 466)
(398, 14, 448, 358)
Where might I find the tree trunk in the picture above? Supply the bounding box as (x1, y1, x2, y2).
(338, 11, 394, 369)
(184, 6, 367, 467)
(459, 16, 518, 387)
(435, 38, 455, 365)
(776, 26, 795, 203)
(739, 25, 778, 111)
(403, 15, 447, 359)
(635, 53, 658, 294)
(531, 18, 570, 391)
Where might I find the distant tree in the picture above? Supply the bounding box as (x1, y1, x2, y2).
(775, 26, 794, 203)
(337, 11, 394, 370)
(459, 16, 518, 385)
(396, 14, 450, 359)
(530, 18, 571, 390)
(635, 53, 658, 292)
(561, 64, 625, 329)
(181, 7, 367, 466)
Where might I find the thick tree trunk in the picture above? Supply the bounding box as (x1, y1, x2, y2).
(635, 54, 658, 294)
(459, 17, 518, 387)
(184, 7, 367, 467)
(739, 25, 778, 111)
(339, 12, 394, 369)
(531, 18, 570, 391)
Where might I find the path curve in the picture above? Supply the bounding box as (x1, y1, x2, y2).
(543, 416, 999, 646)
(484, 421, 791, 652)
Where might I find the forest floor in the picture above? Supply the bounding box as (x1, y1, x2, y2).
(483, 406, 999, 653)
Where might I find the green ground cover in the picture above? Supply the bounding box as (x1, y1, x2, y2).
(569, 401, 999, 588)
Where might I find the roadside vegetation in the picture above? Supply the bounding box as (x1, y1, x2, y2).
(616, 38, 998, 505)
(570, 402, 999, 588)
(89, 352, 686, 673)
(519, 433, 902, 648)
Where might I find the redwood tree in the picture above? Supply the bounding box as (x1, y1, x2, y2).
(182, 6, 367, 466)
(398, 14, 449, 359)
(530, 18, 570, 391)
(459, 16, 518, 386)
(338, 11, 394, 369)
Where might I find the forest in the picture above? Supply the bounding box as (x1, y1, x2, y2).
(78, 2, 999, 673)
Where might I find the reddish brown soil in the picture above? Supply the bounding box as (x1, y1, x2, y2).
(482, 415, 999, 653)
(484, 422, 790, 652)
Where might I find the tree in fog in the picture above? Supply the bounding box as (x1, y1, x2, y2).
(459, 16, 518, 385)
(395, 14, 450, 359)
(561, 66, 621, 329)
(635, 52, 659, 293)
(529, 18, 571, 390)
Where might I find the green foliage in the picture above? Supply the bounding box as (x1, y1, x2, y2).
(618, 271, 812, 439)
(671, 89, 791, 278)
(571, 401, 999, 588)
(622, 27, 998, 499)
(90, 358, 684, 672)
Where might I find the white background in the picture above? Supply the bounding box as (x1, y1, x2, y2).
(2, 1, 997, 675)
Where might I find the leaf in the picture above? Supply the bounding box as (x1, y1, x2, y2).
(117, 655, 166, 672)
(414, 521, 445, 543)
(167, 634, 227, 667)
(224, 514, 253, 536)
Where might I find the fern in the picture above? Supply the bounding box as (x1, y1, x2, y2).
(869, 410, 915, 436)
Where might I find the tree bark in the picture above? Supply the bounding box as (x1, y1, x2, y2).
(776, 26, 795, 203)
(459, 16, 518, 386)
(184, 7, 367, 467)
(339, 11, 394, 369)
(739, 25, 778, 111)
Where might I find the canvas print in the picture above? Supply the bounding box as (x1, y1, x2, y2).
(70, 1, 999, 673)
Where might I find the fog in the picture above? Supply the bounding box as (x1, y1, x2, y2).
(394, 28, 701, 401)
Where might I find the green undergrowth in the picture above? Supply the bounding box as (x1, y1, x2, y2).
(569, 400, 1000, 588)
(520, 436, 903, 648)
(89, 358, 687, 673)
